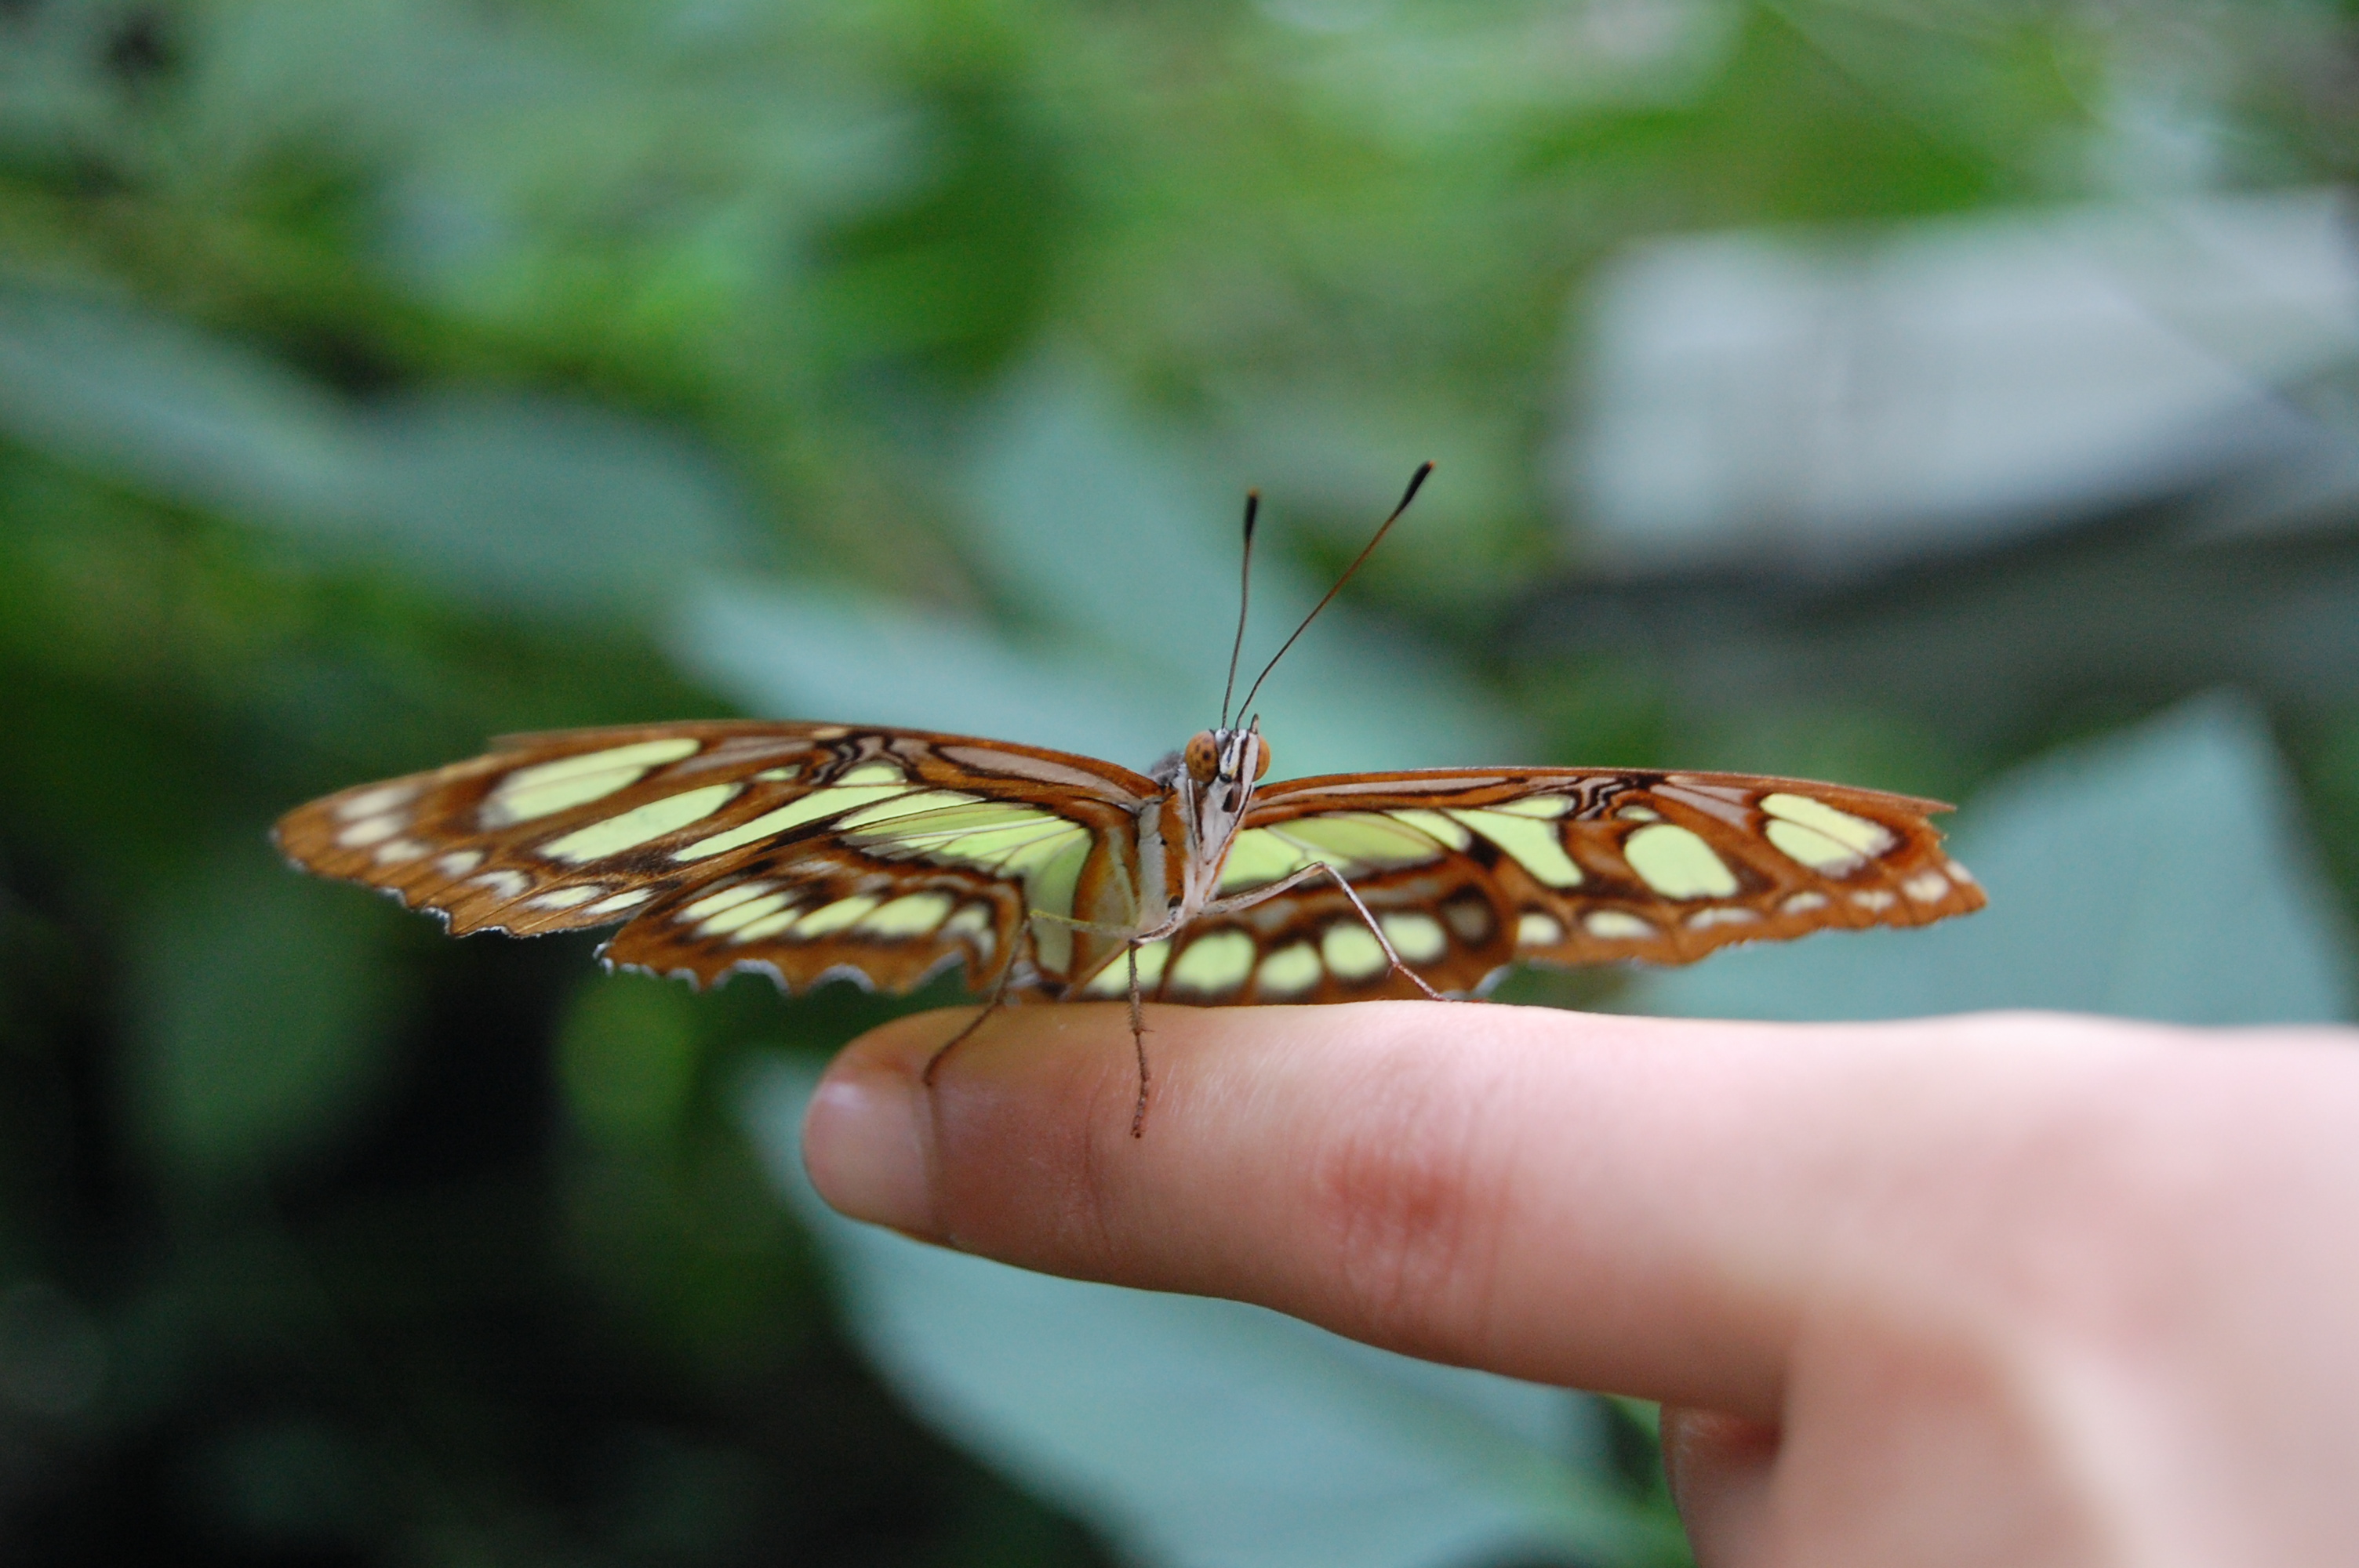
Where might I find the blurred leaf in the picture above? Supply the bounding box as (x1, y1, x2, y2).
(4, 0, 2353, 1555)
(0, 280, 760, 614)
(1559, 191, 2359, 575)
(736, 1056, 1685, 1568)
(558, 974, 700, 1152)
(1628, 693, 2354, 1023)
(124, 844, 406, 1191)
(1518, 521, 2359, 756)
(683, 355, 1554, 760)
(187, 0, 919, 303)
(671, 579, 1186, 771)
(0, 1279, 107, 1421)
(184, 1417, 369, 1552)
(1259, 0, 1745, 134)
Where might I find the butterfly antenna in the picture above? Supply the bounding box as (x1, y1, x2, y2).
(1219, 490, 1259, 728)
(1235, 461, 1432, 718)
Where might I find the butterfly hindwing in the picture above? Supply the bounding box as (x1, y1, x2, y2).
(600, 797, 1151, 995)
(599, 853, 1027, 995)
(273, 721, 1156, 993)
(1072, 853, 1517, 1005)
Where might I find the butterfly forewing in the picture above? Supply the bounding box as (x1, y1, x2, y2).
(274, 721, 1156, 995)
(1074, 853, 1518, 1007)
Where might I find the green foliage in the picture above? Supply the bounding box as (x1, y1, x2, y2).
(125, 842, 409, 1192)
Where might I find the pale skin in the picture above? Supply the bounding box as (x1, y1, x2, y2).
(801, 1001, 2359, 1566)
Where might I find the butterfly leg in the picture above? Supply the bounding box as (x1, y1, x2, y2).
(1204, 862, 1452, 1002)
(922, 924, 1028, 1087)
(1125, 942, 1151, 1138)
(1307, 863, 1453, 1003)
(985, 909, 1169, 1136)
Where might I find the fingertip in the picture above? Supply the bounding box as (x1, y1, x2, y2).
(1660, 1405, 1781, 1556)
(801, 1014, 944, 1236)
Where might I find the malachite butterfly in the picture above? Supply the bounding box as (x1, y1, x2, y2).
(277, 466, 1982, 1131)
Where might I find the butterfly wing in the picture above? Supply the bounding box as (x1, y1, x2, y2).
(1075, 767, 1982, 1005)
(273, 721, 1157, 996)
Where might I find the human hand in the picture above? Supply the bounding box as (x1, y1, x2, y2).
(801, 1002, 2359, 1566)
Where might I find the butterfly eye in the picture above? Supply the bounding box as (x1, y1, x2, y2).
(1185, 733, 1220, 784)
(1252, 739, 1272, 780)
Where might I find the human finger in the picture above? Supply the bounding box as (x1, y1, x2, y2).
(800, 1000, 2155, 1410)
(1659, 1406, 1779, 1566)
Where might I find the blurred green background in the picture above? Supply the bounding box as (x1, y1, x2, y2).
(3, 1, 2357, 1563)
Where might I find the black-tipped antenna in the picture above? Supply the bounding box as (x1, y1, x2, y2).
(1218, 490, 1260, 728)
(1234, 461, 1432, 719)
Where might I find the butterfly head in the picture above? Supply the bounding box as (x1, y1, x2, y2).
(1172, 725, 1270, 869)
(1185, 727, 1270, 788)
(1175, 725, 1270, 844)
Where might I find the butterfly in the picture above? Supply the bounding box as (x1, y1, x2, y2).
(275, 466, 1984, 1131)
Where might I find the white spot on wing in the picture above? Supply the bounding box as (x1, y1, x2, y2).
(336, 814, 403, 848)
(1081, 938, 1171, 996)
(1852, 890, 1896, 911)
(542, 784, 742, 862)
(1516, 911, 1564, 946)
(680, 882, 770, 921)
(335, 783, 418, 821)
(1255, 942, 1322, 997)
(1765, 818, 1865, 875)
(1624, 825, 1739, 898)
(436, 851, 482, 876)
(1447, 808, 1583, 887)
(1218, 829, 1318, 893)
(1762, 794, 1893, 858)
(857, 891, 956, 937)
(834, 790, 984, 829)
(944, 903, 998, 963)
(529, 886, 605, 910)
(793, 895, 882, 936)
(1903, 870, 1950, 902)
(1388, 809, 1473, 851)
(1280, 814, 1449, 869)
(1169, 930, 1256, 996)
(1320, 923, 1387, 981)
(1687, 907, 1758, 929)
(481, 738, 702, 827)
(700, 890, 794, 935)
(1781, 891, 1830, 914)
(1585, 910, 1655, 940)
(674, 786, 909, 860)
(732, 906, 806, 942)
(373, 838, 428, 864)
(1378, 912, 1448, 963)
